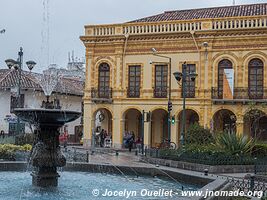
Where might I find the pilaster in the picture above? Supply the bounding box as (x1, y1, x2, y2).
(83, 101, 93, 149)
(143, 121, 151, 148)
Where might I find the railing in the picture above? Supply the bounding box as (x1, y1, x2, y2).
(123, 21, 202, 35)
(146, 148, 255, 165)
(255, 157, 267, 175)
(84, 16, 267, 37)
(211, 87, 267, 100)
(91, 87, 112, 100)
(153, 87, 167, 98)
(212, 18, 267, 30)
(182, 88, 195, 98)
(227, 176, 267, 198)
(127, 87, 140, 98)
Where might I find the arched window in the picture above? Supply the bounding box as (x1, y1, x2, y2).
(248, 58, 264, 99)
(98, 63, 110, 98)
(218, 59, 233, 99)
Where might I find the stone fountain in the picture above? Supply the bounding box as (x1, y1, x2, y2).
(13, 71, 81, 187)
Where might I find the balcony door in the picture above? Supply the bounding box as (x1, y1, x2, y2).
(98, 63, 110, 98)
(128, 65, 141, 98)
(154, 65, 168, 98)
(184, 64, 196, 98)
(218, 59, 233, 99)
(248, 58, 263, 99)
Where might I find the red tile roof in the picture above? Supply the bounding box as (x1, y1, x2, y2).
(129, 3, 267, 23)
(0, 69, 84, 96)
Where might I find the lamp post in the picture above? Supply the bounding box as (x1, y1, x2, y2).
(173, 62, 197, 147)
(5, 47, 36, 135)
(151, 48, 172, 142)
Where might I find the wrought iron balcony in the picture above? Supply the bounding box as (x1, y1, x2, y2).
(127, 87, 140, 98)
(211, 87, 267, 103)
(153, 86, 167, 98)
(91, 87, 112, 103)
(182, 88, 195, 98)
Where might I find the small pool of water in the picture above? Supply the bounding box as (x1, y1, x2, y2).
(0, 171, 198, 200)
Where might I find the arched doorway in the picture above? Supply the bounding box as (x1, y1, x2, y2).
(151, 109, 168, 148)
(93, 108, 113, 147)
(212, 109, 236, 134)
(178, 109, 199, 138)
(122, 108, 142, 140)
(244, 109, 267, 141)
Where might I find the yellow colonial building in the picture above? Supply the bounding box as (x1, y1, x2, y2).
(80, 3, 267, 148)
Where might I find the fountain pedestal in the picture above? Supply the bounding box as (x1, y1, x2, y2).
(30, 125, 66, 187)
(32, 168, 59, 187)
(14, 108, 81, 187)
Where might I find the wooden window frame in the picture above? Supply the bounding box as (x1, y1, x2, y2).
(98, 63, 110, 98)
(154, 65, 168, 98)
(184, 64, 196, 98)
(248, 58, 264, 99)
(128, 65, 141, 98)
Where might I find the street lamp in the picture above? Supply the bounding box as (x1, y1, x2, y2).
(151, 48, 172, 143)
(173, 62, 197, 147)
(5, 47, 36, 135)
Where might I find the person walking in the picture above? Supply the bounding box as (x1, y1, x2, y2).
(100, 129, 105, 147)
(128, 132, 135, 152)
(0, 130, 4, 138)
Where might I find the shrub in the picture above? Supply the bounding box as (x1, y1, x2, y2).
(15, 133, 34, 145)
(252, 143, 267, 157)
(151, 143, 255, 165)
(177, 144, 253, 165)
(158, 149, 181, 159)
(22, 144, 32, 151)
(212, 133, 254, 156)
(0, 144, 32, 161)
(185, 124, 214, 145)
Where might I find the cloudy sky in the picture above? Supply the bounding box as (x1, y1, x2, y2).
(0, 0, 266, 72)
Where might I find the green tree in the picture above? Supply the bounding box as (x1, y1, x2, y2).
(185, 123, 214, 145)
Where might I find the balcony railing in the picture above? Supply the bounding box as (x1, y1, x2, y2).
(91, 87, 112, 103)
(84, 16, 267, 37)
(211, 87, 267, 101)
(127, 87, 140, 98)
(154, 87, 167, 98)
(182, 88, 195, 98)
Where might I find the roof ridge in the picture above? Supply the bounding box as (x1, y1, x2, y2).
(129, 2, 267, 23)
(163, 2, 267, 14)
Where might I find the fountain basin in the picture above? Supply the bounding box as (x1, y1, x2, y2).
(14, 108, 81, 127)
(0, 171, 199, 200)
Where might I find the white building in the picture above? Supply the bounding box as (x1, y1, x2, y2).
(0, 69, 84, 140)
